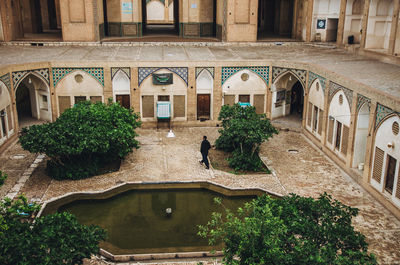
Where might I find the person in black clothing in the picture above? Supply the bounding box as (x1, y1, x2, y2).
(199, 135, 211, 169)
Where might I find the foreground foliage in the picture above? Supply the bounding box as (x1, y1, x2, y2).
(19, 100, 141, 180)
(0, 195, 106, 265)
(0, 171, 7, 186)
(215, 104, 278, 171)
(199, 193, 377, 265)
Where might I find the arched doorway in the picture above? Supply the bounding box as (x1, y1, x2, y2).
(142, 0, 180, 37)
(305, 79, 325, 139)
(352, 102, 370, 168)
(196, 69, 214, 120)
(112, 70, 131, 109)
(271, 72, 304, 122)
(0, 82, 14, 146)
(15, 74, 52, 128)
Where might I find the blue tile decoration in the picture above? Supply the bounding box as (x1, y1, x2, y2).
(221, 66, 269, 85)
(375, 103, 397, 128)
(357, 94, 371, 112)
(12, 68, 50, 88)
(0, 73, 11, 92)
(52, 68, 104, 87)
(329, 82, 353, 106)
(138, 67, 188, 86)
(272, 67, 306, 88)
(111, 67, 131, 80)
(196, 67, 214, 79)
(308, 71, 326, 93)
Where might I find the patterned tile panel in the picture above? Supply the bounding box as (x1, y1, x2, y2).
(0, 73, 11, 92)
(221, 66, 269, 85)
(375, 103, 396, 128)
(329, 82, 353, 106)
(196, 67, 214, 79)
(272, 67, 306, 87)
(138, 67, 188, 86)
(357, 94, 371, 112)
(111, 67, 131, 79)
(308, 71, 326, 93)
(52, 68, 104, 87)
(12, 68, 50, 87)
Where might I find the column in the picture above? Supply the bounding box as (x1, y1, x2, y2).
(306, 0, 314, 42)
(389, 0, 400, 54)
(213, 67, 222, 120)
(345, 90, 358, 168)
(362, 100, 377, 183)
(337, 0, 347, 45)
(131, 67, 140, 112)
(360, 0, 370, 48)
(187, 67, 197, 121)
(321, 80, 330, 145)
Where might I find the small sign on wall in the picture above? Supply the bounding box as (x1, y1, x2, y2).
(191, 3, 197, 8)
(317, 19, 326, 29)
(122, 2, 133, 14)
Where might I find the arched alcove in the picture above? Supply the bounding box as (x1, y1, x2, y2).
(306, 79, 325, 138)
(56, 71, 103, 116)
(196, 69, 213, 120)
(0, 82, 14, 145)
(146, 0, 165, 22)
(112, 70, 131, 109)
(352, 102, 370, 168)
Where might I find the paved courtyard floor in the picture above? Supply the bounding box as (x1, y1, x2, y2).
(1, 127, 400, 264)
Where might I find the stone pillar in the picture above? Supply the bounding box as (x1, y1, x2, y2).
(10, 72, 19, 133)
(225, 0, 258, 42)
(266, 67, 272, 119)
(389, 0, 400, 54)
(131, 67, 140, 112)
(103, 67, 112, 101)
(337, 0, 347, 45)
(362, 100, 376, 183)
(302, 72, 310, 129)
(345, 90, 358, 168)
(213, 67, 222, 120)
(305, 0, 314, 42)
(187, 67, 197, 121)
(360, 0, 370, 48)
(321, 80, 330, 145)
(48, 67, 58, 121)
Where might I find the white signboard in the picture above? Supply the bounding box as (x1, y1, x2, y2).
(157, 101, 171, 119)
(122, 2, 133, 14)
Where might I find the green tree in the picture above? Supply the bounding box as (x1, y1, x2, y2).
(199, 193, 377, 265)
(0, 171, 7, 186)
(215, 104, 278, 171)
(19, 100, 141, 180)
(0, 195, 106, 265)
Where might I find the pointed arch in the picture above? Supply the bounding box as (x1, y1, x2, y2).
(196, 68, 213, 93)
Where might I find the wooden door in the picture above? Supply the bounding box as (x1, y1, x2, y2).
(197, 94, 210, 120)
(239, 94, 250, 103)
(116, 95, 130, 109)
(385, 155, 396, 194)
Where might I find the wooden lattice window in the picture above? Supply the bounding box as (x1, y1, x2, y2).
(173, 95, 185, 118)
(328, 118, 334, 144)
(318, 109, 324, 135)
(372, 147, 384, 183)
(58, 96, 71, 115)
(224, 95, 235, 106)
(341, 125, 349, 155)
(6, 105, 13, 130)
(253, 94, 265, 114)
(307, 102, 312, 127)
(142, 95, 154, 118)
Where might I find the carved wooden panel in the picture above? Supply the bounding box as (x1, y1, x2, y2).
(6, 105, 13, 130)
(123, 24, 137, 36)
(341, 125, 349, 155)
(318, 109, 323, 135)
(372, 147, 384, 183)
(58, 96, 71, 115)
(224, 95, 235, 106)
(184, 24, 200, 36)
(173, 95, 185, 118)
(142, 96, 154, 118)
(328, 118, 334, 144)
(253, 94, 265, 114)
(307, 103, 312, 127)
(90, 96, 102, 103)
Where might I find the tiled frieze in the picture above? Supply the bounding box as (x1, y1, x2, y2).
(52, 68, 104, 87)
(195, 67, 214, 79)
(138, 67, 188, 86)
(329, 82, 353, 106)
(308, 71, 326, 93)
(0, 73, 11, 92)
(272, 67, 307, 87)
(221, 66, 269, 85)
(375, 103, 397, 128)
(111, 67, 131, 80)
(12, 68, 50, 87)
(357, 94, 371, 112)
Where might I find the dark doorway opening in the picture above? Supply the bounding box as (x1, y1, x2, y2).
(326, 18, 339, 42)
(197, 94, 211, 120)
(258, 0, 294, 40)
(116, 95, 131, 109)
(290, 81, 303, 116)
(385, 155, 396, 194)
(12, 0, 62, 41)
(16, 84, 33, 123)
(141, 0, 180, 37)
(103, 0, 109, 37)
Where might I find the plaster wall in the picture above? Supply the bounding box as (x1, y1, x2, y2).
(222, 70, 267, 108)
(371, 115, 400, 207)
(107, 0, 122, 22)
(306, 79, 325, 138)
(55, 71, 104, 116)
(226, 0, 258, 42)
(344, 0, 363, 44)
(365, 0, 393, 50)
(0, 83, 13, 144)
(312, 0, 340, 42)
(112, 70, 131, 101)
(140, 69, 187, 121)
(196, 69, 213, 94)
(353, 103, 370, 167)
(147, 0, 165, 22)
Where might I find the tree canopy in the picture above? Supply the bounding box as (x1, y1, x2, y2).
(19, 100, 141, 179)
(215, 104, 278, 171)
(199, 193, 377, 265)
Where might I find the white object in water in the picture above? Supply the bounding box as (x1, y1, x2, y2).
(166, 208, 172, 214)
(166, 130, 175, 138)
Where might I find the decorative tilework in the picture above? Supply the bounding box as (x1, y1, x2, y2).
(272, 67, 306, 87)
(375, 103, 396, 128)
(357, 94, 371, 112)
(12, 68, 50, 88)
(196, 67, 214, 79)
(221, 66, 269, 85)
(111, 67, 131, 79)
(308, 71, 326, 93)
(138, 67, 188, 86)
(0, 73, 11, 92)
(329, 82, 353, 106)
(52, 68, 104, 87)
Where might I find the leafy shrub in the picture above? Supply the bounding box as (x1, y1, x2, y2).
(199, 193, 377, 265)
(0, 195, 106, 265)
(0, 171, 7, 186)
(19, 100, 141, 180)
(216, 104, 278, 171)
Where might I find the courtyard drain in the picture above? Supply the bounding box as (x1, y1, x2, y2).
(288, 149, 299, 154)
(10, 154, 27, 160)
